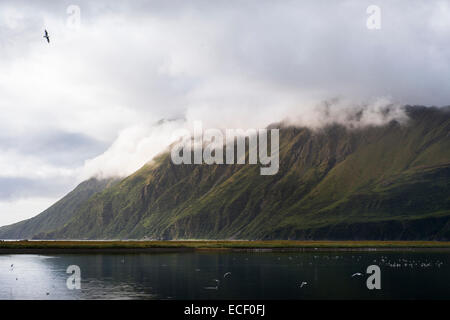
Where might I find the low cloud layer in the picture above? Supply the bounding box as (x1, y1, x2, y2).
(0, 0, 449, 225)
(284, 97, 409, 129)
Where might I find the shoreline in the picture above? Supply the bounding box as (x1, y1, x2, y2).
(1, 240, 450, 254)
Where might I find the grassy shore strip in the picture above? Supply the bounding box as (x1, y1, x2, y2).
(1, 240, 450, 251)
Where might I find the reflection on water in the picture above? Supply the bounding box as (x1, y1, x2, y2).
(0, 251, 449, 300)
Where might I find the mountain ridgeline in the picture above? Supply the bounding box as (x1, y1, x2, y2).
(0, 178, 117, 239)
(1, 106, 449, 240)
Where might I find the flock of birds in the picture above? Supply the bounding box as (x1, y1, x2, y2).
(373, 256, 445, 269)
(4, 254, 446, 297)
(200, 254, 446, 292)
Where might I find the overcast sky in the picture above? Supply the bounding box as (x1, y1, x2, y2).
(0, 0, 449, 227)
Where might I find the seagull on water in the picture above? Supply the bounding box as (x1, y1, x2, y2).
(43, 29, 50, 43)
(204, 279, 220, 290)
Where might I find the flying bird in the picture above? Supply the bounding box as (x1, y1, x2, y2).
(43, 29, 50, 43)
(223, 272, 231, 278)
(351, 272, 363, 277)
(300, 281, 308, 288)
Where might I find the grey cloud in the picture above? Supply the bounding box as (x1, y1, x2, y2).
(0, 176, 75, 200)
(3, 0, 449, 108)
(0, 130, 107, 167)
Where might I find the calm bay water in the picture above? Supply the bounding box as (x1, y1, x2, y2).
(0, 251, 449, 300)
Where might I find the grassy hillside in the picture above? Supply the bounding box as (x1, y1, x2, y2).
(35, 106, 450, 240)
(0, 178, 117, 239)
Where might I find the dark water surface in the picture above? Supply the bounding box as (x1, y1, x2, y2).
(0, 251, 449, 299)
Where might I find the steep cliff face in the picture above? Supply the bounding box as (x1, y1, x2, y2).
(6, 106, 449, 240)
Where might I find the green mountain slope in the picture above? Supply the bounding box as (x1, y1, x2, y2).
(0, 178, 117, 239)
(35, 106, 450, 240)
